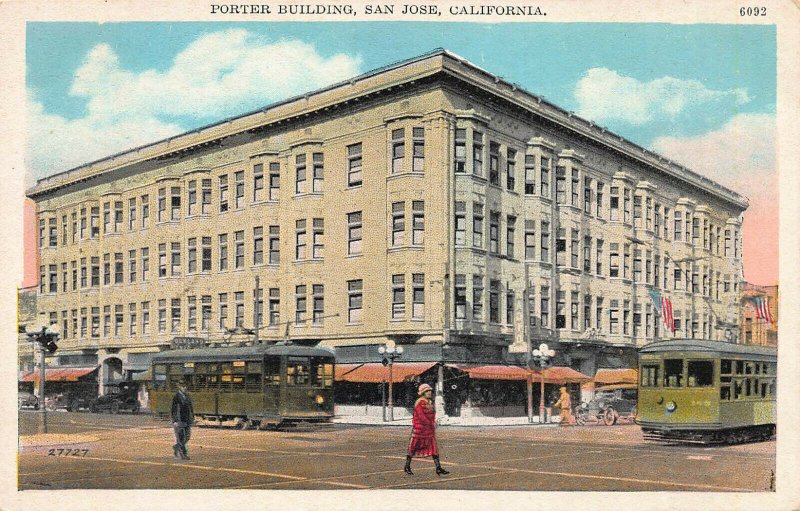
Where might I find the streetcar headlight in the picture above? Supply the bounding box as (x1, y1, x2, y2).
(665, 401, 677, 412)
(315, 395, 325, 405)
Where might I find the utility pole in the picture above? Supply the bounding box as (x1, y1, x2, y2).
(253, 275, 260, 344)
(26, 324, 60, 434)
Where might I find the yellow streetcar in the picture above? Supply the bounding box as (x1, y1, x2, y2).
(637, 339, 776, 444)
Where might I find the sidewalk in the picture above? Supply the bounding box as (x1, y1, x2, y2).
(334, 414, 560, 427)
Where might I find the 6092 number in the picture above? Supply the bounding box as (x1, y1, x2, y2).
(740, 6, 767, 15)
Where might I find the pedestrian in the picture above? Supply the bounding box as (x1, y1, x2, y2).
(404, 383, 449, 476)
(171, 382, 194, 460)
(552, 386, 573, 426)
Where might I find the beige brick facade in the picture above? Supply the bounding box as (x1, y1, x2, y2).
(26, 50, 747, 382)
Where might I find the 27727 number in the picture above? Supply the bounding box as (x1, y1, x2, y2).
(740, 6, 767, 15)
(47, 448, 89, 457)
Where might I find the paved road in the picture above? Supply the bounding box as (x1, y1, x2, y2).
(18, 411, 775, 491)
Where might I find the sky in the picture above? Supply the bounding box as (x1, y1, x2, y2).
(23, 22, 777, 285)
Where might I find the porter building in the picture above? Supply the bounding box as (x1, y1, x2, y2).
(25, 50, 747, 405)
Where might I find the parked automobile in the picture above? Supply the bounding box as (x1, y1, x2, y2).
(44, 391, 95, 412)
(576, 386, 638, 426)
(18, 391, 39, 410)
(90, 382, 140, 414)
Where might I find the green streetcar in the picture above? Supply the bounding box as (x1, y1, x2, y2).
(637, 339, 776, 444)
(150, 343, 335, 429)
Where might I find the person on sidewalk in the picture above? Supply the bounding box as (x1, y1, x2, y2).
(552, 386, 574, 426)
(404, 383, 449, 476)
(171, 382, 194, 460)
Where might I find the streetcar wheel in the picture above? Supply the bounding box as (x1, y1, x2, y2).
(603, 408, 618, 426)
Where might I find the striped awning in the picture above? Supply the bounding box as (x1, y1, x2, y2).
(335, 362, 437, 383)
(594, 368, 638, 386)
(449, 365, 591, 383)
(20, 367, 99, 382)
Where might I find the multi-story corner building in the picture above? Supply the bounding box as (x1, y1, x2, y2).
(741, 283, 778, 347)
(25, 49, 747, 395)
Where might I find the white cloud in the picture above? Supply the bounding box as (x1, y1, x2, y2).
(575, 68, 750, 125)
(27, 30, 363, 182)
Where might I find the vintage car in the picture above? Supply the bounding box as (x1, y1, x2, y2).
(576, 386, 638, 426)
(90, 382, 140, 414)
(18, 391, 40, 410)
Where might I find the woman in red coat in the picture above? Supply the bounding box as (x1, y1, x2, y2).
(404, 383, 449, 475)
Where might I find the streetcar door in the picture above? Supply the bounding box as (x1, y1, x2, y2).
(263, 356, 281, 416)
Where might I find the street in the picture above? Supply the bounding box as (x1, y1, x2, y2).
(18, 410, 775, 491)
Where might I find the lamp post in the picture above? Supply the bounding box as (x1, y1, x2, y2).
(26, 323, 60, 434)
(378, 344, 404, 422)
(532, 343, 555, 424)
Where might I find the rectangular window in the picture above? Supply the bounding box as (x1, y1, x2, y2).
(472, 275, 484, 321)
(391, 128, 405, 174)
(664, 359, 684, 387)
(269, 163, 280, 201)
(234, 291, 244, 327)
(472, 131, 484, 177)
(171, 298, 181, 333)
(129, 303, 137, 336)
(269, 288, 280, 326)
(128, 198, 136, 230)
(253, 164, 264, 202)
(201, 237, 211, 272)
(158, 299, 167, 333)
(200, 178, 211, 214)
(295, 285, 307, 324)
(610, 186, 620, 221)
(392, 202, 405, 247)
(392, 274, 405, 319)
(555, 228, 566, 266)
(80, 208, 87, 239)
(105, 202, 112, 232)
(253, 227, 264, 265)
(201, 295, 211, 332)
(128, 249, 137, 283)
(141, 195, 149, 228)
(113, 202, 122, 232)
(234, 230, 244, 269)
(219, 234, 228, 271)
(89, 259, 98, 288)
(187, 238, 197, 274)
(556, 291, 566, 329)
(506, 149, 516, 191)
(506, 215, 516, 258)
(623, 189, 631, 224)
(348, 279, 363, 323)
(633, 195, 642, 227)
(170, 242, 181, 276)
(412, 201, 424, 246)
(188, 180, 197, 216)
(596, 297, 603, 331)
(312, 285, 324, 324)
(88, 208, 98, 239)
(312, 218, 324, 259)
(141, 248, 149, 281)
(489, 211, 500, 254)
(524, 154, 535, 194)
(269, 226, 280, 264)
(489, 142, 500, 185)
(571, 292, 579, 330)
(49, 264, 58, 292)
(312, 153, 324, 193)
(489, 280, 500, 323)
(219, 175, 229, 213)
(555, 166, 566, 204)
(347, 211, 362, 255)
(455, 202, 466, 246)
(674, 211, 683, 242)
(584, 177, 592, 213)
(641, 365, 659, 387)
(473, 203, 484, 249)
(609, 300, 619, 334)
(80, 257, 87, 288)
(540, 287, 550, 327)
(570, 229, 579, 268)
(540, 221, 550, 262)
(295, 154, 307, 193)
(114, 252, 123, 283)
(584, 294, 592, 330)
(506, 289, 515, 325)
(454, 129, 466, 173)
(218, 294, 228, 330)
(234, 171, 244, 209)
(524, 220, 535, 260)
(692, 217, 700, 246)
(412, 273, 425, 319)
(540, 157, 550, 197)
(61, 215, 68, 245)
(348, 143, 363, 187)
(609, 243, 620, 277)
(633, 250, 642, 282)
(295, 220, 306, 260)
(583, 236, 591, 273)
(170, 188, 181, 221)
(187, 297, 197, 332)
(454, 274, 467, 320)
(141, 302, 150, 336)
(571, 168, 579, 206)
(412, 128, 424, 173)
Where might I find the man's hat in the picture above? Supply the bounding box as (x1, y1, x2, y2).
(418, 383, 433, 395)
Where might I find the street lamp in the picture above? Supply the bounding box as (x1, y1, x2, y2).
(25, 322, 60, 434)
(378, 344, 404, 422)
(532, 343, 555, 424)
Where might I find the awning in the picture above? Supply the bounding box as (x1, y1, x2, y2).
(20, 367, 99, 383)
(335, 362, 437, 383)
(594, 368, 638, 386)
(452, 364, 532, 381)
(536, 366, 592, 384)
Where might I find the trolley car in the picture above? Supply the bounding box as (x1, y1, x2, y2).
(637, 339, 776, 444)
(149, 343, 335, 428)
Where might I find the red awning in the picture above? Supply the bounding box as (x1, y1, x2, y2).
(20, 367, 98, 383)
(594, 368, 638, 386)
(335, 362, 437, 383)
(452, 364, 532, 381)
(535, 366, 592, 384)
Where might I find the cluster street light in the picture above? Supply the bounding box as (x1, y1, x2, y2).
(26, 323, 61, 434)
(532, 343, 556, 424)
(378, 343, 404, 422)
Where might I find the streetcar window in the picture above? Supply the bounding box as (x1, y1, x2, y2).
(248, 362, 262, 373)
(153, 364, 167, 390)
(734, 379, 744, 399)
(310, 358, 334, 387)
(761, 383, 768, 398)
(265, 358, 281, 385)
(641, 365, 659, 387)
(287, 358, 310, 385)
(745, 378, 752, 397)
(169, 364, 183, 374)
(720, 359, 732, 375)
(687, 361, 713, 387)
(245, 372, 261, 392)
(720, 386, 731, 400)
(663, 359, 683, 387)
(735, 361, 744, 374)
(745, 362, 754, 375)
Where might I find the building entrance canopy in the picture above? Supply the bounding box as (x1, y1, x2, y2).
(19, 366, 99, 382)
(335, 362, 437, 383)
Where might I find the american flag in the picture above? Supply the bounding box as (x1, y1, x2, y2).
(752, 296, 776, 324)
(648, 289, 675, 333)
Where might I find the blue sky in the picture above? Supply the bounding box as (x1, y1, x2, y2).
(25, 22, 778, 282)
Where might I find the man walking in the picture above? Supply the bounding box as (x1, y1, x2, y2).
(171, 382, 194, 460)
